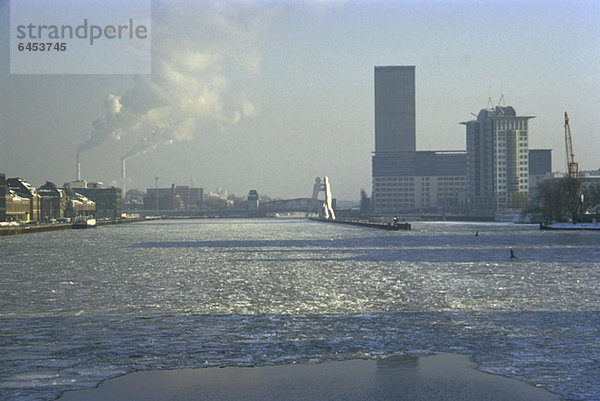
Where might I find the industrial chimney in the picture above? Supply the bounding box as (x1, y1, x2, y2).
(121, 158, 127, 199)
(76, 152, 81, 181)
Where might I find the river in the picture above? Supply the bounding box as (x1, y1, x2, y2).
(0, 219, 598, 400)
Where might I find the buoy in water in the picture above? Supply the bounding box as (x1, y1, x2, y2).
(510, 248, 516, 259)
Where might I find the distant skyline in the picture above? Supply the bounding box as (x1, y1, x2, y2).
(1, 0, 599, 200)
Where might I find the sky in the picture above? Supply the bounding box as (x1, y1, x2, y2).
(0, 0, 599, 200)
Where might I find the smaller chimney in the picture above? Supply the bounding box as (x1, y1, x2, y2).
(76, 152, 81, 181)
(121, 158, 127, 199)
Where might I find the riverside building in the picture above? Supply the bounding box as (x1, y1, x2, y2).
(528, 149, 552, 197)
(374, 66, 416, 153)
(144, 185, 203, 210)
(5, 190, 31, 221)
(6, 177, 41, 221)
(372, 151, 466, 213)
(38, 181, 67, 221)
(462, 106, 534, 217)
(371, 66, 467, 214)
(67, 181, 121, 219)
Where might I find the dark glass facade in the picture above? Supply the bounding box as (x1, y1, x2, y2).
(0, 173, 6, 221)
(374, 66, 416, 154)
(529, 149, 552, 176)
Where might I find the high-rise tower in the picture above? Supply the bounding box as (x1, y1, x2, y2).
(374, 66, 416, 153)
(371, 66, 467, 214)
(462, 106, 534, 216)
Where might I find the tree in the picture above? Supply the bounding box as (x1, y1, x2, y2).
(531, 178, 600, 223)
(565, 177, 583, 222)
(531, 178, 570, 222)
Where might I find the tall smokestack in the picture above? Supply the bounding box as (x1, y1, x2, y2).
(121, 158, 127, 199)
(76, 152, 81, 181)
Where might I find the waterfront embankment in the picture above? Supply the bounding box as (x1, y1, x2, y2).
(0, 217, 151, 237)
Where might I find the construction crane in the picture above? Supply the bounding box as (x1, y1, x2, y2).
(564, 112, 583, 221)
(564, 112, 578, 179)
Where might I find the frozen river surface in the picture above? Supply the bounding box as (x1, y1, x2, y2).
(0, 219, 599, 400)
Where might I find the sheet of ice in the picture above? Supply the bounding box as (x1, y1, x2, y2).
(0, 220, 598, 400)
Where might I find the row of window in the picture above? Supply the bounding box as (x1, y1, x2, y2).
(375, 192, 414, 197)
(374, 177, 414, 182)
(375, 182, 415, 187)
(375, 202, 415, 207)
(437, 184, 466, 189)
(374, 176, 465, 182)
(375, 185, 465, 192)
(496, 120, 528, 130)
(375, 185, 465, 190)
(375, 186, 465, 193)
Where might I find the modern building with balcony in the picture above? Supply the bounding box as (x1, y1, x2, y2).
(462, 106, 535, 217)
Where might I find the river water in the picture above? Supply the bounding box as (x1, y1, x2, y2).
(0, 219, 598, 400)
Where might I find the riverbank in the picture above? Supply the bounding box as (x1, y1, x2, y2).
(57, 353, 559, 401)
(0, 217, 152, 236)
(540, 221, 600, 231)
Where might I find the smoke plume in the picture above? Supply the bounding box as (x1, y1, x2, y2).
(77, 94, 125, 154)
(77, 2, 275, 162)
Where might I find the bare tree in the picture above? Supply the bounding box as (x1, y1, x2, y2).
(532, 178, 570, 222)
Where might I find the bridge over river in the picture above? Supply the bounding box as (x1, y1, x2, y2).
(139, 198, 325, 218)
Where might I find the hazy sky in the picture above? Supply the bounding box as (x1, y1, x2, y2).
(1, 0, 598, 200)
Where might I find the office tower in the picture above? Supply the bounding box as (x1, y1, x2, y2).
(528, 149, 552, 177)
(372, 151, 466, 213)
(462, 106, 534, 216)
(374, 66, 416, 153)
(0, 173, 5, 222)
(528, 149, 552, 197)
(371, 66, 467, 214)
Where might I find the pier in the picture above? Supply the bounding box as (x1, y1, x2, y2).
(309, 217, 411, 231)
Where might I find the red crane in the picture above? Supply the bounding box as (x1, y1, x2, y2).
(564, 112, 583, 221)
(564, 112, 578, 180)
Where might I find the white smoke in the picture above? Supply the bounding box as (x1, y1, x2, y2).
(106, 94, 122, 114)
(78, 2, 277, 161)
(77, 94, 126, 154)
